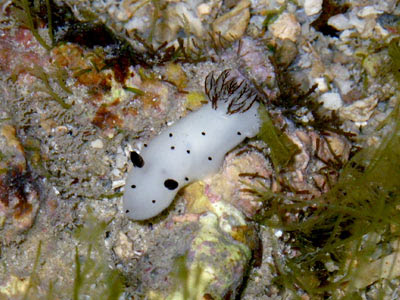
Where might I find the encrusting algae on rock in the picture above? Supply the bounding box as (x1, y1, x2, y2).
(138, 193, 259, 300)
(0, 121, 40, 243)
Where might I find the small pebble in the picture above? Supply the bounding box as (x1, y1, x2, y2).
(197, 3, 211, 16)
(269, 13, 301, 42)
(212, 0, 250, 42)
(91, 139, 104, 149)
(114, 231, 134, 260)
(338, 95, 378, 123)
(319, 92, 343, 110)
(314, 77, 328, 92)
(304, 0, 323, 16)
(116, 153, 126, 169)
(55, 126, 68, 134)
(112, 179, 126, 189)
(357, 6, 382, 18)
(328, 14, 352, 31)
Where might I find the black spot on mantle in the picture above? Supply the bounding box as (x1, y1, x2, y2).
(130, 151, 144, 168)
(164, 179, 179, 190)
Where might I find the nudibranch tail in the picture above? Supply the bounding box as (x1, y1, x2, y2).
(205, 70, 259, 114)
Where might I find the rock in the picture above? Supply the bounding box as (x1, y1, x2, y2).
(335, 79, 353, 95)
(357, 6, 382, 18)
(353, 248, 400, 290)
(275, 39, 298, 68)
(111, 179, 125, 189)
(362, 51, 388, 77)
(304, 0, 323, 16)
(329, 11, 375, 37)
(269, 12, 301, 42)
(0, 122, 40, 243)
(197, 3, 211, 16)
(331, 63, 352, 95)
(184, 181, 213, 215)
(158, 2, 205, 43)
(113, 231, 134, 260)
(209, 149, 270, 218)
(0, 275, 29, 298)
(316, 132, 351, 165)
(374, 0, 397, 12)
(331, 63, 350, 81)
(328, 14, 352, 31)
(90, 139, 104, 149)
(235, 37, 276, 87)
(377, 14, 400, 34)
(115, 152, 126, 169)
(338, 95, 378, 123)
(212, 0, 251, 42)
(165, 63, 188, 90)
(123, 0, 154, 33)
(314, 77, 328, 92)
(349, 12, 368, 35)
(138, 201, 258, 299)
(319, 92, 343, 110)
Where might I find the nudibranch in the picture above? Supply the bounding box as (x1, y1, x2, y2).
(123, 70, 261, 220)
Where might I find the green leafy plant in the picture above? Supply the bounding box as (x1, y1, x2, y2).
(72, 209, 124, 300)
(12, 0, 53, 51)
(255, 98, 400, 298)
(28, 65, 72, 109)
(388, 39, 400, 84)
(257, 103, 299, 171)
(8, 208, 125, 300)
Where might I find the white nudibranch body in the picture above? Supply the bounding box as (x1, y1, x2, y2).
(123, 70, 261, 220)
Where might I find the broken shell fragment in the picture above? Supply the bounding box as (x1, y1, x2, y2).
(269, 12, 301, 42)
(212, 0, 251, 42)
(338, 95, 378, 123)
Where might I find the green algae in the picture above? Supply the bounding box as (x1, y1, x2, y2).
(7, 209, 125, 300)
(248, 37, 400, 298)
(22, 241, 42, 300)
(388, 39, 400, 84)
(12, 0, 52, 51)
(28, 65, 72, 109)
(256, 103, 299, 171)
(44, 0, 54, 45)
(53, 65, 73, 95)
(123, 86, 146, 96)
(255, 97, 400, 298)
(72, 245, 124, 300)
(72, 209, 124, 300)
(262, 6, 286, 29)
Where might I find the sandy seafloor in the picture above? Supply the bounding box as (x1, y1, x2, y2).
(0, 0, 400, 299)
